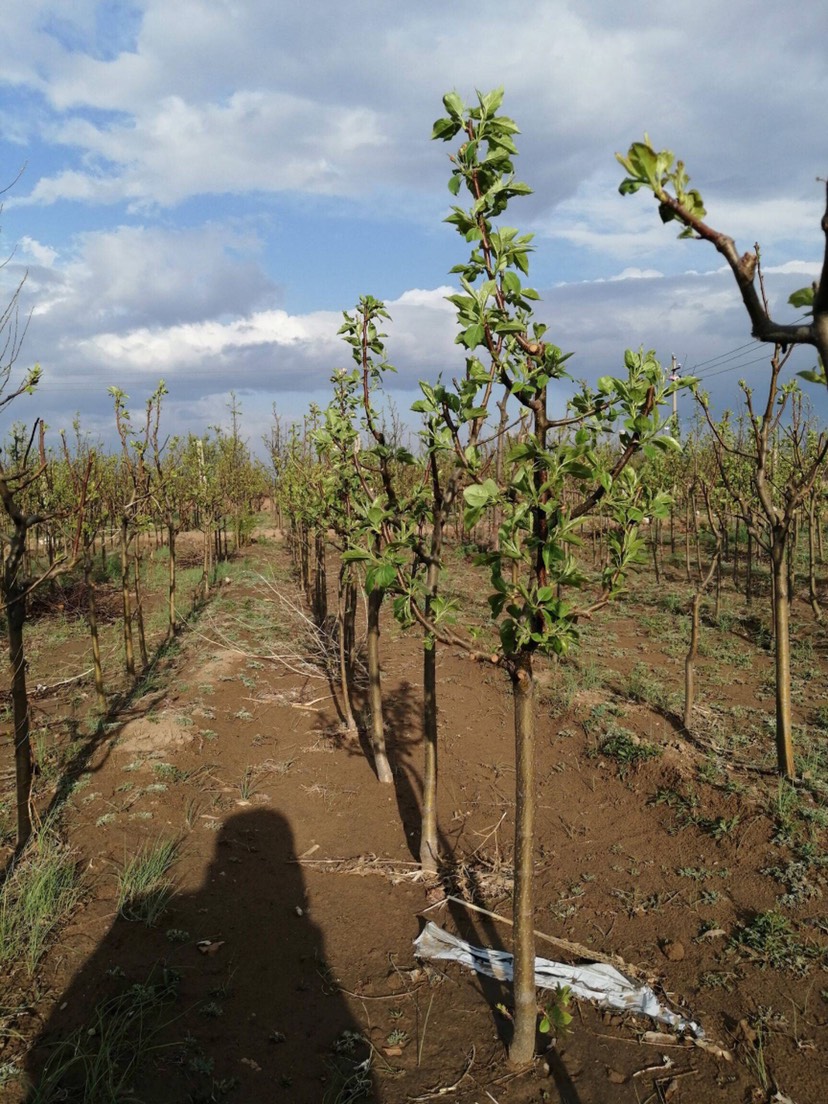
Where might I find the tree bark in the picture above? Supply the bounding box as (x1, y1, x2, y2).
(771, 543, 795, 778)
(8, 589, 33, 848)
(509, 651, 537, 1067)
(120, 518, 135, 678)
(366, 587, 393, 783)
(84, 556, 106, 711)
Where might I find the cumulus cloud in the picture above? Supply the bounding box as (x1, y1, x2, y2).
(1, 0, 827, 448)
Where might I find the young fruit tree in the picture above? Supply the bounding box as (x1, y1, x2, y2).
(616, 141, 828, 774)
(616, 140, 828, 374)
(425, 89, 682, 1065)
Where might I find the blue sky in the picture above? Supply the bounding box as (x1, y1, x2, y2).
(1, 0, 826, 450)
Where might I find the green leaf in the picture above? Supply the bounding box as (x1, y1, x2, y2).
(442, 91, 464, 120)
(789, 285, 815, 311)
(431, 116, 460, 141)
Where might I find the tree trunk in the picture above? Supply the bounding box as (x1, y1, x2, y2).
(771, 542, 795, 778)
(120, 519, 135, 678)
(509, 650, 537, 1067)
(134, 551, 149, 668)
(421, 628, 439, 875)
(8, 589, 33, 848)
(337, 565, 358, 737)
(168, 525, 177, 637)
(807, 500, 822, 621)
(84, 556, 106, 712)
(650, 523, 661, 584)
(314, 530, 327, 626)
(366, 588, 393, 783)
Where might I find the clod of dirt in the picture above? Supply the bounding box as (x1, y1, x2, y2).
(607, 1068, 627, 1084)
(660, 939, 685, 961)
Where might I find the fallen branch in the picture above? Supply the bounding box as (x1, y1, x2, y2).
(32, 668, 93, 697)
(430, 894, 648, 981)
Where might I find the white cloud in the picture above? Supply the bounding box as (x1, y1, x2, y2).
(17, 236, 58, 266)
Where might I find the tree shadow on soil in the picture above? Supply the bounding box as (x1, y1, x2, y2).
(23, 808, 372, 1104)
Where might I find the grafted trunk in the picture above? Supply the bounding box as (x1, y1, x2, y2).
(8, 590, 33, 848)
(771, 544, 795, 778)
(366, 588, 393, 784)
(337, 564, 358, 737)
(509, 650, 537, 1068)
(168, 525, 177, 637)
(84, 556, 106, 711)
(313, 530, 327, 626)
(133, 552, 148, 668)
(807, 500, 822, 621)
(120, 518, 135, 678)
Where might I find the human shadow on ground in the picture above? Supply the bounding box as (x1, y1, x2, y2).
(24, 807, 372, 1104)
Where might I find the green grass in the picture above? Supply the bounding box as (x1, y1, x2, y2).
(0, 830, 82, 977)
(116, 838, 180, 927)
(29, 969, 180, 1104)
(730, 910, 823, 974)
(598, 726, 661, 776)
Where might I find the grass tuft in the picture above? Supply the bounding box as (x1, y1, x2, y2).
(0, 829, 81, 978)
(116, 838, 180, 927)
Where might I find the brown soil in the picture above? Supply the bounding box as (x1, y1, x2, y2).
(1, 532, 827, 1104)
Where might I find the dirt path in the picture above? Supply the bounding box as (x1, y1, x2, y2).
(2, 533, 827, 1103)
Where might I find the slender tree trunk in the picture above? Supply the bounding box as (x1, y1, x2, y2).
(650, 522, 661, 584)
(746, 530, 754, 605)
(202, 518, 212, 602)
(771, 541, 795, 778)
(807, 501, 822, 621)
(168, 525, 177, 637)
(684, 500, 692, 583)
(314, 530, 327, 626)
(684, 549, 720, 729)
(366, 588, 393, 783)
(787, 517, 798, 603)
(133, 552, 149, 668)
(84, 556, 106, 711)
(420, 555, 442, 875)
(8, 590, 33, 848)
(337, 565, 358, 736)
(120, 519, 135, 678)
(300, 523, 310, 596)
(509, 650, 537, 1068)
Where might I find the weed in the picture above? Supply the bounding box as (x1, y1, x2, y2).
(539, 985, 573, 1041)
(0, 830, 81, 977)
(699, 814, 741, 840)
(199, 1001, 224, 1018)
(699, 970, 739, 991)
(599, 726, 661, 775)
(116, 838, 180, 926)
(152, 762, 188, 783)
(762, 856, 826, 909)
(166, 928, 190, 944)
(324, 1032, 372, 1104)
(95, 813, 116, 828)
(731, 911, 821, 974)
(30, 969, 180, 1104)
(237, 767, 258, 801)
(625, 661, 673, 712)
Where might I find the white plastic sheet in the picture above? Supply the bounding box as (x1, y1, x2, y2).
(414, 921, 702, 1037)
